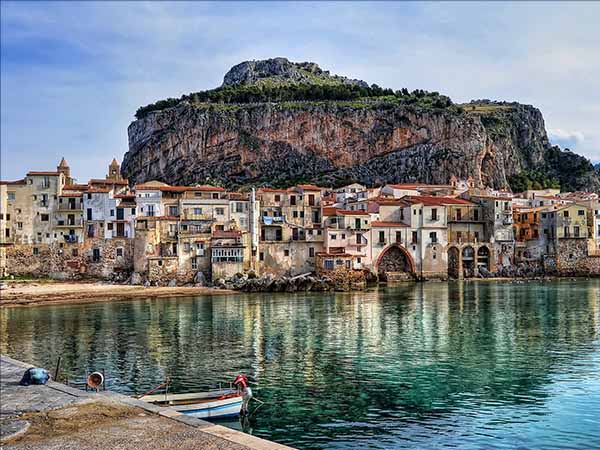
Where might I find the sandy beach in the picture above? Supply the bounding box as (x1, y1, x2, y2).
(0, 280, 235, 307)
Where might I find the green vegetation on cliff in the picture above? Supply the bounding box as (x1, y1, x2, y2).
(135, 83, 454, 119)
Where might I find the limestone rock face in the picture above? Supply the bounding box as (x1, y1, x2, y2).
(222, 57, 368, 87)
(123, 101, 551, 189)
(121, 58, 600, 191)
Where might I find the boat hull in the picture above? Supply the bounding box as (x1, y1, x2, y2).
(139, 390, 243, 419)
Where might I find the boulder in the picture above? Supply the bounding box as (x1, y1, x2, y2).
(167, 279, 177, 287)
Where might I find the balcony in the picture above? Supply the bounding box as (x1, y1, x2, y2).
(448, 232, 480, 244)
(55, 218, 83, 227)
(58, 203, 83, 212)
(63, 234, 80, 244)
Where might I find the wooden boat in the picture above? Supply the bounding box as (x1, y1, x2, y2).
(137, 375, 252, 419)
(139, 388, 243, 419)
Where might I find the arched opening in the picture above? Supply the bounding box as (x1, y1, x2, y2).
(376, 245, 415, 282)
(448, 247, 460, 279)
(477, 246, 490, 272)
(462, 246, 475, 278)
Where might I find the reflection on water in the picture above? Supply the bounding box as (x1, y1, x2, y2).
(2, 280, 600, 449)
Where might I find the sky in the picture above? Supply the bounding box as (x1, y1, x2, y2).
(2, 1, 599, 182)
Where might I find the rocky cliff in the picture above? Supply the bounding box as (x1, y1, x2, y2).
(122, 58, 600, 192)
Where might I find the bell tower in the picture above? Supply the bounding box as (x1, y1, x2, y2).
(107, 158, 122, 181)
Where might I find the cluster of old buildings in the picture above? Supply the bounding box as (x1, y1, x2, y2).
(1, 159, 600, 283)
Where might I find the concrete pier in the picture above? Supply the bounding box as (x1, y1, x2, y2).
(0, 355, 293, 450)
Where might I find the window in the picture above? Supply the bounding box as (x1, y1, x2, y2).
(193, 208, 202, 215)
(168, 206, 178, 216)
(379, 231, 385, 244)
(17, 222, 23, 230)
(331, 234, 337, 240)
(235, 202, 244, 213)
(33, 247, 39, 256)
(107, 223, 113, 231)
(578, 210, 585, 216)
(309, 247, 315, 257)
(5, 228, 9, 238)
(212, 193, 219, 199)
(429, 232, 437, 243)
(431, 208, 438, 221)
(541, 213, 547, 218)
(284, 249, 290, 257)
(564, 226, 570, 237)
(259, 252, 264, 261)
(308, 194, 315, 206)
(474, 231, 480, 241)
(412, 231, 418, 244)
(563, 211, 569, 218)
(194, 192, 203, 198)
(92, 248, 100, 262)
(131, 208, 136, 215)
(473, 209, 479, 221)
(290, 195, 296, 206)
(184, 242, 191, 252)
(7, 192, 15, 201)
(456, 209, 462, 221)
(574, 226, 580, 238)
(87, 193, 92, 200)
(324, 259, 334, 270)
(87, 208, 93, 220)
(191, 258, 198, 270)
(274, 194, 281, 202)
(110, 209, 115, 216)
(216, 208, 224, 215)
(395, 231, 402, 243)
(72, 249, 78, 257)
(147, 205, 155, 216)
(41, 214, 49, 222)
(293, 211, 298, 218)
(341, 233, 346, 239)
(357, 257, 361, 263)
(116, 247, 124, 257)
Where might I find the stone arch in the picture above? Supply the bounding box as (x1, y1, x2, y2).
(477, 246, 490, 270)
(462, 246, 475, 278)
(376, 244, 416, 281)
(447, 246, 460, 279)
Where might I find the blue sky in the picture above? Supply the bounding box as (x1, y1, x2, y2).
(2, 2, 599, 182)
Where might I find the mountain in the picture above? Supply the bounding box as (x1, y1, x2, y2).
(122, 58, 600, 193)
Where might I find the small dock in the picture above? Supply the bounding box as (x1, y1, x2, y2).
(0, 355, 293, 450)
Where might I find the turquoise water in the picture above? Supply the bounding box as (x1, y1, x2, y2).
(1, 280, 600, 449)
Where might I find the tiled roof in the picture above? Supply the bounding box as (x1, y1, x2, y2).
(337, 210, 370, 216)
(296, 184, 323, 191)
(27, 171, 60, 176)
(0, 179, 26, 185)
(63, 184, 89, 191)
(371, 221, 410, 227)
(90, 178, 128, 185)
(405, 195, 474, 206)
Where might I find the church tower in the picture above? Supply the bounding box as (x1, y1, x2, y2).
(107, 158, 122, 181)
(57, 157, 73, 184)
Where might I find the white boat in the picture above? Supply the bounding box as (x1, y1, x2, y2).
(139, 388, 243, 419)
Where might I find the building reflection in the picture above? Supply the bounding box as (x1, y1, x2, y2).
(1, 280, 599, 444)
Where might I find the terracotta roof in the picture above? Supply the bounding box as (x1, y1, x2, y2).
(322, 207, 339, 216)
(212, 230, 242, 238)
(86, 188, 111, 193)
(371, 221, 410, 227)
(191, 185, 226, 192)
(63, 184, 89, 191)
(337, 210, 369, 216)
(58, 192, 83, 197)
(372, 197, 410, 206)
(90, 178, 128, 185)
(27, 171, 60, 176)
(114, 193, 135, 199)
(296, 184, 323, 191)
(0, 179, 26, 185)
(257, 188, 288, 193)
(405, 195, 474, 206)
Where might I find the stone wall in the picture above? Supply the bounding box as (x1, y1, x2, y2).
(555, 239, 600, 276)
(5, 238, 134, 280)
